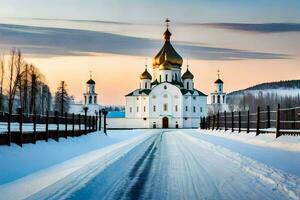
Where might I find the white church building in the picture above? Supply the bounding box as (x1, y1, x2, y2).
(69, 75, 101, 116)
(123, 22, 207, 128)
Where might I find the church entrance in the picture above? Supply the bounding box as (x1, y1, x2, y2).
(162, 117, 169, 128)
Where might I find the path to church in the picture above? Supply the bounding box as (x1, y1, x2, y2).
(31, 130, 292, 200)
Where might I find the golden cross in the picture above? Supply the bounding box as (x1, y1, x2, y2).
(165, 18, 170, 28)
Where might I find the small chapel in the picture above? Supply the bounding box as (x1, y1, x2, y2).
(125, 19, 208, 128)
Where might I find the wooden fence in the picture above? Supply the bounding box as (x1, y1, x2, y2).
(200, 104, 300, 138)
(0, 110, 108, 147)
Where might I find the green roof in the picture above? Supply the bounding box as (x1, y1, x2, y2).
(126, 89, 151, 96)
(181, 88, 207, 96)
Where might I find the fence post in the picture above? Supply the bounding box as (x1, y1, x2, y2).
(256, 106, 260, 136)
(102, 110, 108, 135)
(78, 114, 81, 136)
(33, 112, 37, 144)
(72, 113, 75, 137)
(89, 116, 91, 132)
(238, 111, 241, 133)
(212, 115, 215, 130)
(231, 111, 234, 132)
(7, 112, 11, 146)
(292, 108, 296, 130)
(217, 112, 220, 130)
(45, 110, 49, 142)
(18, 108, 23, 147)
(95, 115, 98, 131)
(224, 111, 227, 131)
(64, 112, 68, 138)
(99, 110, 102, 131)
(55, 111, 59, 142)
(208, 116, 211, 129)
(276, 104, 281, 138)
(247, 110, 250, 133)
(267, 105, 271, 129)
(84, 112, 87, 135)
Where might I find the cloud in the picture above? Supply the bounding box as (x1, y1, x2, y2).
(0, 23, 289, 60)
(200, 23, 300, 33)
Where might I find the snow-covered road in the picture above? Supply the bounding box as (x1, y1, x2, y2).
(1, 130, 299, 200)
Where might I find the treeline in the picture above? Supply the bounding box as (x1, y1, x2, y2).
(0, 49, 73, 115)
(229, 79, 300, 96)
(227, 92, 300, 112)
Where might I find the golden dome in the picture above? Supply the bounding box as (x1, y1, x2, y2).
(159, 60, 172, 70)
(152, 28, 183, 68)
(182, 68, 194, 79)
(140, 68, 152, 80)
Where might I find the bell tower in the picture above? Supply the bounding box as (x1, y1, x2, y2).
(84, 71, 98, 105)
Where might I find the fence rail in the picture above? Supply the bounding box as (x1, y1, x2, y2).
(200, 104, 300, 137)
(0, 109, 109, 147)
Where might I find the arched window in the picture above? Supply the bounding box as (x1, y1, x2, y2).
(145, 82, 147, 89)
(175, 105, 178, 112)
(217, 95, 220, 104)
(187, 82, 190, 90)
(165, 74, 168, 82)
(175, 73, 178, 81)
(89, 96, 92, 104)
(193, 106, 196, 112)
(94, 96, 97, 104)
(144, 106, 146, 112)
(213, 95, 215, 103)
(223, 95, 225, 103)
(85, 96, 87, 104)
(163, 103, 168, 111)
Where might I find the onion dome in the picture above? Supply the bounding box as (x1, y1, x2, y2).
(159, 60, 172, 70)
(214, 78, 223, 84)
(86, 79, 95, 84)
(152, 28, 183, 68)
(182, 68, 194, 79)
(140, 68, 152, 80)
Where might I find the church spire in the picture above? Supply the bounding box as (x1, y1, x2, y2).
(163, 18, 172, 41)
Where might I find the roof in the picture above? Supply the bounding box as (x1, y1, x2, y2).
(215, 78, 224, 84)
(181, 88, 207, 96)
(140, 68, 152, 80)
(126, 89, 152, 96)
(107, 111, 125, 118)
(182, 68, 194, 79)
(86, 79, 95, 84)
(152, 28, 183, 68)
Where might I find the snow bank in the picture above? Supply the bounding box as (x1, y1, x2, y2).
(198, 130, 300, 152)
(180, 132, 300, 200)
(0, 130, 146, 184)
(0, 130, 157, 200)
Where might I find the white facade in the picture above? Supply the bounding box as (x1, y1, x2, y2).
(124, 26, 207, 129)
(209, 73, 228, 114)
(69, 77, 101, 116)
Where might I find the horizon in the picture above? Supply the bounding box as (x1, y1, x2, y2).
(0, 0, 299, 105)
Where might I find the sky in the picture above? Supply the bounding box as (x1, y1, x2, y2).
(0, 0, 300, 105)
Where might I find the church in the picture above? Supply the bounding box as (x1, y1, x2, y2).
(124, 21, 207, 128)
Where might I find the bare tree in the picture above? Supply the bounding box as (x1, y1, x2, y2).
(0, 55, 4, 110)
(54, 81, 71, 115)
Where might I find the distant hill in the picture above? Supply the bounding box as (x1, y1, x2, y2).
(228, 80, 300, 97)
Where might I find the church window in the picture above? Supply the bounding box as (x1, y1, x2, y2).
(145, 82, 147, 89)
(187, 82, 190, 90)
(165, 74, 168, 82)
(137, 106, 139, 112)
(193, 96, 196, 100)
(223, 95, 225, 103)
(200, 107, 203, 112)
(213, 95, 215, 103)
(174, 95, 178, 99)
(163, 94, 168, 98)
(219, 85, 222, 92)
(175, 105, 178, 112)
(85, 96, 87, 104)
(152, 95, 156, 99)
(217, 95, 220, 104)
(163, 103, 168, 111)
(153, 105, 156, 112)
(175, 73, 178, 81)
(94, 96, 97, 104)
(144, 106, 146, 112)
(89, 96, 92, 104)
(137, 97, 139, 100)
(130, 107, 132, 112)
(193, 106, 196, 112)
(185, 106, 188, 111)
(160, 75, 162, 82)
(164, 85, 167, 90)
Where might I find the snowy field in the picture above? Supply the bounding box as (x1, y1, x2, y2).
(0, 129, 299, 200)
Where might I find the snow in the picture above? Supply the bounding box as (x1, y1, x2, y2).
(197, 129, 300, 152)
(0, 130, 149, 184)
(0, 129, 299, 200)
